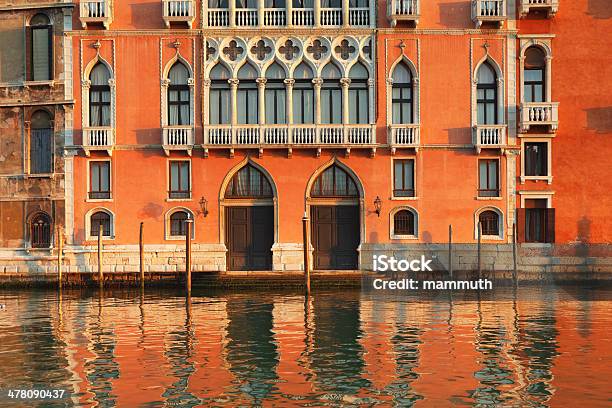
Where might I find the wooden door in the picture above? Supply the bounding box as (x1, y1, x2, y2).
(226, 206, 273, 270)
(311, 205, 359, 270)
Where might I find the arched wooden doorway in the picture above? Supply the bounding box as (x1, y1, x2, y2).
(224, 163, 275, 270)
(309, 164, 360, 270)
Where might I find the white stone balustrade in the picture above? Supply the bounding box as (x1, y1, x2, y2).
(83, 127, 115, 156)
(163, 126, 194, 155)
(519, 0, 559, 17)
(162, 0, 195, 28)
(80, 0, 113, 29)
(387, 0, 419, 26)
(388, 124, 420, 148)
(472, 0, 506, 27)
(473, 124, 507, 152)
(520, 102, 559, 133)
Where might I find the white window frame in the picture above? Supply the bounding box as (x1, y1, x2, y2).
(166, 158, 192, 201)
(390, 156, 418, 200)
(518, 36, 553, 105)
(476, 157, 502, 200)
(161, 55, 195, 128)
(471, 56, 505, 127)
(82, 56, 116, 130)
(85, 207, 115, 241)
(390, 206, 419, 240)
(86, 159, 113, 202)
(164, 207, 195, 241)
(520, 137, 552, 184)
(387, 56, 420, 126)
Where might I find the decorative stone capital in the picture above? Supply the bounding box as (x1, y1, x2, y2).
(256, 77, 267, 87)
(340, 77, 351, 87)
(161, 78, 171, 87)
(107, 78, 116, 87)
(386, 77, 394, 86)
(81, 79, 91, 88)
(497, 78, 504, 85)
(312, 77, 323, 86)
(187, 78, 195, 86)
(413, 76, 420, 84)
(284, 78, 295, 87)
(203, 79, 212, 87)
(228, 78, 240, 87)
(367, 78, 375, 87)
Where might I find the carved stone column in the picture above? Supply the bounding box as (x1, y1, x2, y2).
(342, 0, 349, 27)
(284, 78, 295, 124)
(229, 78, 239, 126)
(340, 77, 351, 125)
(229, 0, 236, 27)
(312, 77, 323, 124)
(203, 79, 211, 127)
(256, 77, 267, 125)
(367, 77, 375, 124)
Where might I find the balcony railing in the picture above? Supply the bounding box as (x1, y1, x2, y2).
(472, 0, 506, 27)
(80, 0, 112, 29)
(235, 8, 258, 26)
(83, 127, 115, 156)
(320, 8, 343, 26)
(519, 0, 559, 18)
(162, 0, 195, 28)
(163, 126, 194, 155)
(388, 124, 420, 150)
(264, 8, 287, 26)
(520, 102, 559, 133)
(208, 8, 230, 26)
(292, 8, 315, 26)
(473, 124, 507, 152)
(205, 124, 375, 146)
(349, 7, 370, 26)
(387, 0, 419, 26)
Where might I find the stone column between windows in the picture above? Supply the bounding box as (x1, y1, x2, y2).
(23, 120, 31, 175)
(340, 77, 351, 125)
(256, 78, 267, 127)
(367, 78, 375, 124)
(285, 78, 295, 125)
(342, 0, 349, 27)
(229, 78, 239, 127)
(312, 77, 322, 124)
(286, 0, 293, 27)
(258, 0, 265, 27)
(314, 0, 321, 27)
(545, 55, 552, 102)
(203, 78, 211, 129)
(229, 0, 236, 28)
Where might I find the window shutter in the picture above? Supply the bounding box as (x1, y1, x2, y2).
(32, 28, 50, 81)
(516, 208, 526, 243)
(546, 208, 556, 243)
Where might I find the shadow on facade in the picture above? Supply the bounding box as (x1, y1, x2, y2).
(587, 0, 612, 19)
(584, 106, 612, 133)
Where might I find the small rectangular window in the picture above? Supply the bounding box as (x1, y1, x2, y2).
(393, 159, 415, 197)
(169, 161, 191, 199)
(478, 159, 499, 197)
(524, 142, 548, 177)
(32, 27, 51, 81)
(89, 161, 111, 199)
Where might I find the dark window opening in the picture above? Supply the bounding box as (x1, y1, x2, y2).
(225, 164, 273, 198)
(394, 210, 415, 236)
(89, 161, 111, 199)
(29, 13, 52, 81)
(90, 211, 111, 237)
(311, 164, 358, 198)
(525, 142, 548, 177)
(30, 212, 52, 248)
(170, 211, 189, 236)
(30, 110, 53, 174)
(478, 159, 499, 197)
(393, 159, 415, 197)
(477, 62, 498, 125)
(479, 210, 499, 236)
(169, 161, 190, 199)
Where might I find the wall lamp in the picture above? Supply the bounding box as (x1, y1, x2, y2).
(198, 196, 209, 217)
(374, 196, 382, 217)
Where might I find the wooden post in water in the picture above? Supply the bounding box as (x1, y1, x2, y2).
(512, 222, 518, 285)
(98, 225, 103, 288)
(477, 221, 482, 277)
(302, 212, 311, 295)
(185, 218, 193, 297)
(139, 222, 145, 287)
(57, 226, 63, 288)
(448, 224, 453, 278)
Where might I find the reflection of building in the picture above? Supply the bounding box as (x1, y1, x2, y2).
(1, 0, 611, 275)
(0, 1, 72, 265)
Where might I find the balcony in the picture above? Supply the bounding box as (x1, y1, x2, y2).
(80, 0, 112, 29)
(472, 0, 506, 28)
(519, 0, 559, 18)
(292, 8, 315, 26)
(473, 124, 507, 153)
(388, 124, 420, 153)
(520, 102, 559, 133)
(162, 0, 195, 28)
(205, 124, 375, 154)
(83, 127, 114, 156)
(235, 8, 258, 26)
(163, 126, 194, 155)
(387, 0, 419, 27)
(320, 8, 342, 26)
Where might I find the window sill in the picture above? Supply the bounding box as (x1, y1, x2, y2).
(86, 198, 113, 203)
(391, 235, 418, 240)
(520, 176, 553, 185)
(85, 236, 115, 241)
(166, 197, 192, 202)
(24, 80, 56, 87)
(520, 242, 553, 248)
(165, 236, 192, 241)
(24, 173, 54, 179)
(480, 235, 503, 241)
(390, 196, 419, 201)
(476, 196, 503, 200)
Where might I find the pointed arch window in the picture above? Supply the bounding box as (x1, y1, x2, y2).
(524, 47, 546, 103)
(90, 210, 112, 237)
(293, 63, 314, 124)
(30, 212, 52, 248)
(265, 62, 286, 124)
(29, 14, 52, 81)
(168, 62, 191, 126)
(348, 62, 369, 124)
(89, 63, 111, 127)
(225, 164, 273, 198)
(210, 63, 231, 125)
(311, 164, 358, 197)
(477, 62, 498, 125)
(30, 110, 53, 174)
(392, 62, 413, 124)
(237, 63, 258, 125)
(321, 63, 342, 124)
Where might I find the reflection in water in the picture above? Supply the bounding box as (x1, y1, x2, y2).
(0, 287, 610, 407)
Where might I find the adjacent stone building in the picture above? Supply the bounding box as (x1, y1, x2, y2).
(0, 0, 73, 272)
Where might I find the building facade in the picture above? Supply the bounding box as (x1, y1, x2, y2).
(0, 1, 73, 272)
(1, 0, 611, 275)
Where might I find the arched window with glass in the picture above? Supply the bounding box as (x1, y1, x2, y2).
(30, 212, 52, 248)
(265, 62, 286, 124)
(392, 62, 413, 124)
(311, 164, 358, 197)
(225, 164, 273, 198)
(348, 62, 368, 124)
(479, 210, 500, 236)
(393, 209, 416, 236)
(237, 63, 258, 125)
(90, 211, 112, 237)
(476, 62, 497, 125)
(168, 62, 191, 126)
(29, 14, 52, 81)
(170, 211, 189, 236)
(320, 63, 342, 124)
(89, 63, 111, 127)
(524, 47, 546, 103)
(30, 110, 53, 174)
(210, 63, 231, 125)
(293, 63, 314, 124)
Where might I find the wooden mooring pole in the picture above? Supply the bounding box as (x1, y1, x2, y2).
(448, 224, 453, 278)
(185, 218, 193, 297)
(477, 221, 482, 278)
(302, 212, 311, 295)
(57, 226, 63, 288)
(139, 222, 145, 287)
(512, 222, 518, 285)
(98, 225, 103, 288)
